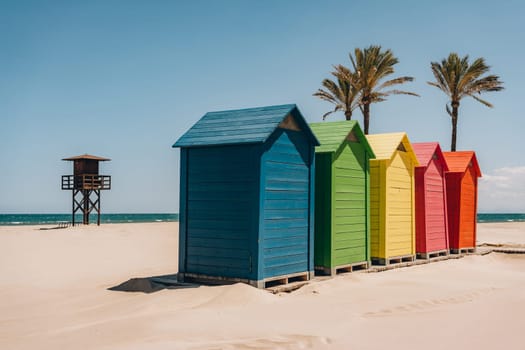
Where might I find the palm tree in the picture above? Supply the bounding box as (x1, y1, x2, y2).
(313, 64, 360, 120)
(428, 53, 504, 151)
(427, 52, 503, 152)
(349, 45, 418, 134)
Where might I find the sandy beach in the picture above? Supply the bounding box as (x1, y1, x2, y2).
(1, 222, 524, 349)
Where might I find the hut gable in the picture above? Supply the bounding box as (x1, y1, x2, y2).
(278, 113, 301, 131)
(365, 133, 418, 165)
(173, 104, 319, 148)
(443, 151, 482, 177)
(413, 142, 449, 171)
(308, 121, 375, 157)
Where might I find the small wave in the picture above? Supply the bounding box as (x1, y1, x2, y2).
(155, 219, 162, 222)
(507, 219, 514, 222)
(10, 221, 22, 225)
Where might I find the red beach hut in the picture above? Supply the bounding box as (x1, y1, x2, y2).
(412, 143, 449, 259)
(443, 151, 482, 254)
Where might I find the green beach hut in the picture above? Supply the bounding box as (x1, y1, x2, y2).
(309, 121, 375, 275)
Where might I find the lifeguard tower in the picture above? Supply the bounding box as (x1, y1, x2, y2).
(61, 154, 111, 225)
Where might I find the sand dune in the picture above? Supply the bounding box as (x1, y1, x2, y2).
(1, 222, 524, 349)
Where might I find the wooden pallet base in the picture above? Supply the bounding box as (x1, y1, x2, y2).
(450, 247, 476, 255)
(178, 271, 313, 289)
(262, 271, 313, 289)
(417, 250, 449, 260)
(315, 261, 369, 276)
(178, 273, 248, 286)
(177, 248, 522, 292)
(368, 254, 460, 272)
(371, 254, 415, 266)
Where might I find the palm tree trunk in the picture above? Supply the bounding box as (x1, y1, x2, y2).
(344, 110, 352, 121)
(363, 103, 370, 134)
(451, 102, 459, 152)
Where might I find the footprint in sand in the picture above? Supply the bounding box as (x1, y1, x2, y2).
(363, 287, 497, 318)
(194, 334, 331, 350)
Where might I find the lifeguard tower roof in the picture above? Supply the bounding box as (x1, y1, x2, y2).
(62, 154, 111, 161)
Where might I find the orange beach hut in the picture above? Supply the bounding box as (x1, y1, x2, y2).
(412, 142, 449, 259)
(443, 151, 482, 253)
(366, 133, 419, 265)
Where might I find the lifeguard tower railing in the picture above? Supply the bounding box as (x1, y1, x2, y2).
(61, 175, 111, 190)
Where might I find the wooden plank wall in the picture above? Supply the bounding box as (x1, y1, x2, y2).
(260, 129, 311, 279)
(415, 166, 427, 252)
(416, 157, 449, 254)
(459, 167, 477, 248)
(185, 145, 258, 279)
(178, 149, 188, 275)
(445, 173, 462, 249)
(385, 151, 414, 257)
(314, 153, 333, 268)
(424, 158, 448, 252)
(332, 142, 368, 266)
(369, 160, 383, 258)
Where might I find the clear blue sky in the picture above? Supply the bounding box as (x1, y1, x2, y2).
(1, 0, 524, 213)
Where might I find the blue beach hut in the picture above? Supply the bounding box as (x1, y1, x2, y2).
(173, 104, 319, 288)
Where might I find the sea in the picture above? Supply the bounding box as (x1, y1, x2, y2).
(0, 213, 179, 226)
(476, 213, 525, 223)
(0, 213, 523, 226)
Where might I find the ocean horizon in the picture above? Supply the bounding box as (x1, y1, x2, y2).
(0, 213, 179, 226)
(0, 212, 523, 226)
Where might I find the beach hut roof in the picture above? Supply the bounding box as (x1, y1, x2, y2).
(173, 104, 320, 148)
(309, 121, 375, 157)
(412, 142, 448, 171)
(443, 151, 482, 177)
(62, 154, 111, 161)
(365, 132, 419, 165)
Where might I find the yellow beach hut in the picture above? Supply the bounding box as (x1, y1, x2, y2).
(366, 133, 419, 265)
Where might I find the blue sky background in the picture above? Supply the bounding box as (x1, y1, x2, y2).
(1, 0, 524, 213)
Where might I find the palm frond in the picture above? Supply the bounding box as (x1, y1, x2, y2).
(321, 78, 345, 104)
(428, 52, 504, 111)
(457, 57, 489, 93)
(322, 105, 343, 120)
(446, 103, 453, 117)
(370, 96, 387, 103)
(313, 65, 361, 120)
(467, 93, 494, 108)
(377, 76, 415, 90)
(461, 74, 504, 97)
(349, 45, 417, 108)
(427, 81, 443, 89)
(429, 62, 451, 95)
(313, 89, 338, 104)
(380, 89, 420, 97)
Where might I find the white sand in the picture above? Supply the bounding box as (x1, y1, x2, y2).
(1, 222, 524, 349)
(477, 222, 525, 246)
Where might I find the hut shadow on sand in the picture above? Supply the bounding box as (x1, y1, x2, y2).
(108, 274, 199, 294)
